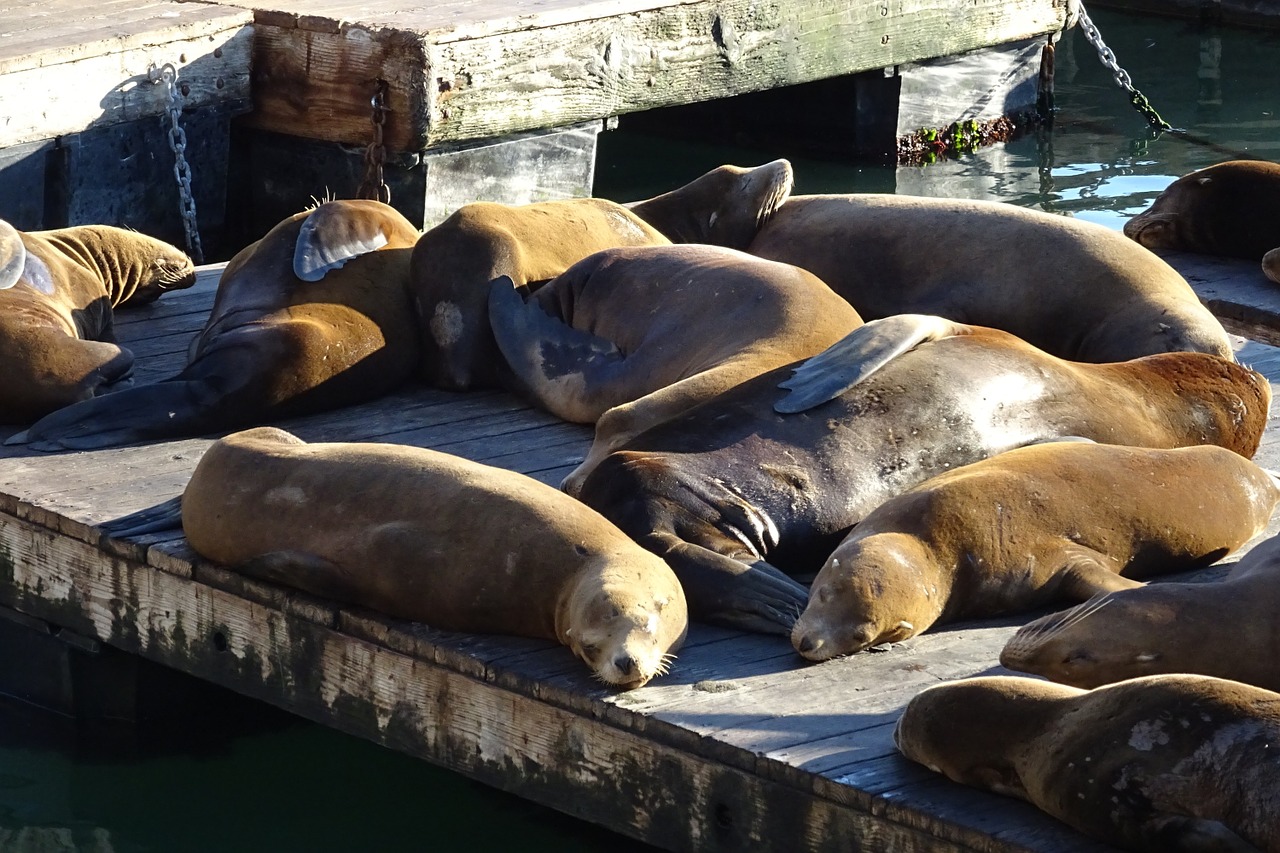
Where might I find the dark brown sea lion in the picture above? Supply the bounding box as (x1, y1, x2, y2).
(15, 200, 419, 450)
(487, 243, 862, 494)
(410, 198, 670, 391)
(895, 674, 1280, 853)
(180, 427, 689, 689)
(746, 193, 1233, 362)
(792, 442, 1280, 661)
(1001, 529, 1280, 692)
(1125, 159, 1280, 284)
(575, 316, 1271, 634)
(625, 159, 794, 249)
(0, 219, 195, 423)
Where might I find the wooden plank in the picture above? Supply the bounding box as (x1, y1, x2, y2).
(0, 3, 253, 148)
(240, 0, 1068, 150)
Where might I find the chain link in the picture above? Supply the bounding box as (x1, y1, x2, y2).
(1074, 1, 1173, 133)
(358, 80, 391, 205)
(149, 63, 203, 264)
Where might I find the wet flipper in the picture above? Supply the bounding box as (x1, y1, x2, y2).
(774, 314, 971, 414)
(101, 496, 184, 538)
(292, 201, 392, 282)
(0, 219, 25, 291)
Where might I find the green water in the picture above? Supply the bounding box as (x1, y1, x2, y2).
(1, 7, 1276, 852)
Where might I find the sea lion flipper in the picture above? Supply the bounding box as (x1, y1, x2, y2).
(20, 379, 225, 451)
(293, 201, 391, 282)
(0, 219, 25, 290)
(775, 314, 970, 414)
(1139, 814, 1258, 853)
(1051, 545, 1141, 601)
(100, 496, 184, 538)
(239, 551, 359, 601)
(488, 276, 625, 419)
(1263, 247, 1280, 285)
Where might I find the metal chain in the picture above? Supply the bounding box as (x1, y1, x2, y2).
(149, 63, 204, 263)
(1074, 1, 1173, 133)
(358, 80, 391, 205)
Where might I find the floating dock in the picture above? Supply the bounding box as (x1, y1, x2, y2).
(0, 253, 1278, 852)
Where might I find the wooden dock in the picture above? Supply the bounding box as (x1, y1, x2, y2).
(1, 252, 1279, 851)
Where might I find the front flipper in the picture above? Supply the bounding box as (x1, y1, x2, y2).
(1264, 246, 1279, 285)
(1047, 544, 1142, 602)
(292, 200, 392, 282)
(101, 496, 184, 538)
(646, 531, 807, 635)
(0, 219, 24, 291)
(237, 550, 362, 603)
(1138, 814, 1260, 853)
(774, 314, 971, 414)
(488, 275, 626, 422)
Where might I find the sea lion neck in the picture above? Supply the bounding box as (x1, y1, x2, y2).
(38, 226, 195, 306)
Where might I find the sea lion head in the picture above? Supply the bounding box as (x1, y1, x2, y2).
(559, 556, 688, 689)
(791, 533, 937, 661)
(999, 590, 1185, 688)
(46, 225, 196, 306)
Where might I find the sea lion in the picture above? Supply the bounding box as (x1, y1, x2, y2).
(1125, 159, 1280, 284)
(14, 199, 420, 451)
(792, 442, 1280, 661)
(746, 193, 1233, 362)
(0, 219, 195, 423)
(626, 159, 794, 250)
(487, 243, 862, 494)
(1001, 530, 1280, 692)
(895, 674, 1280, 853)
(179, 427, 689, 689)
(575, 315, 1271, 634)
(410, 198, 670, 391)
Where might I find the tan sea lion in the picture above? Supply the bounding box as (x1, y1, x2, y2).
(0, 219, 195, 423)
(625, 159, 794, 250)
(15, 199, 419, 451)
(746, 193, 1233, 362)
(575, 316, 1271, 634)
(1125, 159, 1280, 284)
(487, 243, 862, 495)
(895, 674, 1280, 852)
(410, 198, 670, 391)
(1001, 530, 1280, 692)
(179, 427, 689, 689)
(792, 442, 1280, 661)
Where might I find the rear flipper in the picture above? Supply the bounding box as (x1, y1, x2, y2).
(646, 531, 807, 635)
(488, 275, 627, 422)
(101, 496, 184, 537)
(775, 314, 971, 414)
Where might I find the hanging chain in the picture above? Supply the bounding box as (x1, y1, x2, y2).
(358, 80, 391, 204)
(1074, 2, 1173, 133)
(149, 63, 204, 264)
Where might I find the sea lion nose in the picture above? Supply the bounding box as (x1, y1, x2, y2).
(797, 635, 819, 654)
(613, 654, 635, 676)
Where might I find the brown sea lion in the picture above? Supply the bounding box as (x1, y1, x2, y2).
(179, 427, 689, 689)
(487, 243, 862, 495)
(15, 199, 419, 451)
(625, 159, 794, 250)
(575, 315, 1271, 634)
(0, 219, 195, 423)
(410, 198, 670, 391)
(746, 193, 1233, 362)
(792, 442, 1280, 661)
(895, 674, 1280, 853)
(1001, 529, 1280, 692)
(1125, 159, 1280, 284)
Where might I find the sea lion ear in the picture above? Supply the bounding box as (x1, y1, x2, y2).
(0, 219, 25, 290)
(774, 314, 970, 414)
(292, 201, 390, 282)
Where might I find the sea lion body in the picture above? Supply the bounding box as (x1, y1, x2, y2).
(182, 427, 688, 689)
(0, 222, 195, 422)
(410, 198, 670, 390)
(18, 200, 419, 450)
(626, 159, 794, 249)
(747, 193, 1233, 362)
(576, 319, 1271, 634)
(895, 674, 1280, 852)
(793, 442, 1280, 660)
(1125, 159, 1280, 284)
(1002, 531, 1280, 692)
(489, 243, 862, 493)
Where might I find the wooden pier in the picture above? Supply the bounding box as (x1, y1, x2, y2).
(0, 252, 1278, 852)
